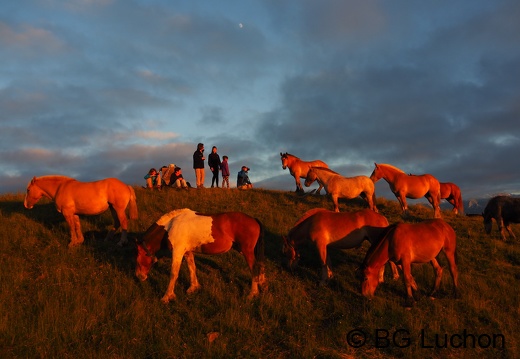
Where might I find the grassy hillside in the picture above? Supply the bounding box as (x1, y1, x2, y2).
(0, 188, 518, 358)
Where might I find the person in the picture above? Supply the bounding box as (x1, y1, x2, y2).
(208, 146, 222, 188)
(221, 155, 230, 189)
(193, 143, 206, 188)
(144, 168, 161, 190)
(237, 166, 253, 189)
(170, 167, 189, 190)
(160, 164, 176, 187)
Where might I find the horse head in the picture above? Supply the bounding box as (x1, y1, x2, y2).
(281, 235, 299, 271)
(135, 238, 158, 281)
(482, 211, 493, 234)
(24, 177, 44, 209)
(304, 168, 317, 187)
(280, 152, 289, 170)
(369, 163, 382, 183)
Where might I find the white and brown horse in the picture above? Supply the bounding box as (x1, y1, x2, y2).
(305, 167, 378, 212)
(24, 175, 138, 247)
(361, 219, 458, 307)
(135, 209, 267, 303)
(370, 163, 441, 218)
(280, 152, 328, 193)
(283, 208, 398, 286)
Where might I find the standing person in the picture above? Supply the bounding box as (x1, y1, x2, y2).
(193, 143, 206, 188)
(237, 166, 253, 189)
(221, 155, 230, 189)
(208, 146, 222, 188)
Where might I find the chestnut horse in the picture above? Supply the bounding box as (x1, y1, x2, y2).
(280, 152, 328, 194)
(361, 219, 458, 307)
(305, 167, 377, 212)
(483, 195, 520, 241)
(370, 163, 441, 218)
(135, 209, 266, 303)
(440, 182, 464, 215)
(24, 175, 138, 247)
(282, 208, 398, 285)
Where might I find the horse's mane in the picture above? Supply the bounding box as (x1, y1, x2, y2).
(362, 224, 397, 268)
(377, 164, 405, 174)
(292, 208, 328, 227)
(281, 152, 297, 159)
(311, 166, 340, 175)
(156, 208, 194, 228)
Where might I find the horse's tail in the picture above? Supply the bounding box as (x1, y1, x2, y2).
(128, 185, 139, 220)
(253, 218, 265, 264)
(456, 189, 464, 215)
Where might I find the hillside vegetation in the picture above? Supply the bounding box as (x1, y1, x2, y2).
(0, 188, 519, 358)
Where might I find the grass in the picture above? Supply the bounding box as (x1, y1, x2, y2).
(0, 188, 519, 358)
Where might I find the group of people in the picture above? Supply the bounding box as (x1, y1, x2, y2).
(144, 143, 253, 190)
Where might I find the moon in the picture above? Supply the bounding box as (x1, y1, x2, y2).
(239, 23, 243, 28)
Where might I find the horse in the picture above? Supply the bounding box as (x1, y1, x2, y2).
(483, 195, 520, 241)
(304, 166, 378, 212)
(440, 182, 464, 215)
(282, 208, 398, 286)
(24, 175, 138, 247)
(280, 152, 328, 194)
(135, 209, 267, 303)
(361, 219, 458, 307)
(370, 163, 441, 218)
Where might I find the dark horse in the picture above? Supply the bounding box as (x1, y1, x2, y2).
(483, 196, 520, 241)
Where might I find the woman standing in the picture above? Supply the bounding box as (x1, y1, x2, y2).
(208, 146, 222, 188)
(193, 143, 206, 188)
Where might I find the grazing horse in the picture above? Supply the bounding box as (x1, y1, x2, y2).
(282, 208, 398, 285)
(361, 219, 458, 307)
(135, 209, 267, 303)
(24, 175, 138, 247)
(370, 163, 441, 218)
(483, 195, 520, 241)
(280, 152, 328, 193)
(440, 182, 464, 215)
(304, 166, 377, 212)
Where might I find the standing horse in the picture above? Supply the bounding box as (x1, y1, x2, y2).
(280, 152, 328, 193)
(135, 209, 267, 303)
(483, 195, 520, 241)
(370, 163, 441, 218)
(440, 182, 464, 215)
(361, 219, 458, 307)
(304, 167, 377, 212)
(24, 175, 138, 247)
(282, 208, 398, 286)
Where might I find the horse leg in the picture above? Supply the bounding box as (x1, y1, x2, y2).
(396, 194, 408, 217)
(241, 249, 263, 299)
(401, 260, 416, 307)
(505, 222, 516, 240)
(498, 218, 508, 241)
(161, 251, 185, 303)
(184, 252, 201, 294)
(428, 258, 443, 299)
(332, 194, 340, 212)
(443, 249, 459, 299)
(64, 213, 84, 247)
(114, 207, 130, 246)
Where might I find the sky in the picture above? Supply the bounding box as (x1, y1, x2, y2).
(2, 0, 520, 203)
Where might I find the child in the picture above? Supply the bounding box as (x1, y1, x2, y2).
(221, 155, 230, 188)
(170, 167, 189, 190)
(144, 168, 161, 190)
(237, 166, 253, 189)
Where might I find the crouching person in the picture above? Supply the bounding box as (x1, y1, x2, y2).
(237, 166, 253, 190)
(144, 168, 162, 190)
(171, 167, 189, 190)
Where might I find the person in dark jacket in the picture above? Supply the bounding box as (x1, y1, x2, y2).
(221, 155, 230, 188)
(193, 143, 205, 188)
(237, 166, 253, 189)
(208, 146, 222, 188)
